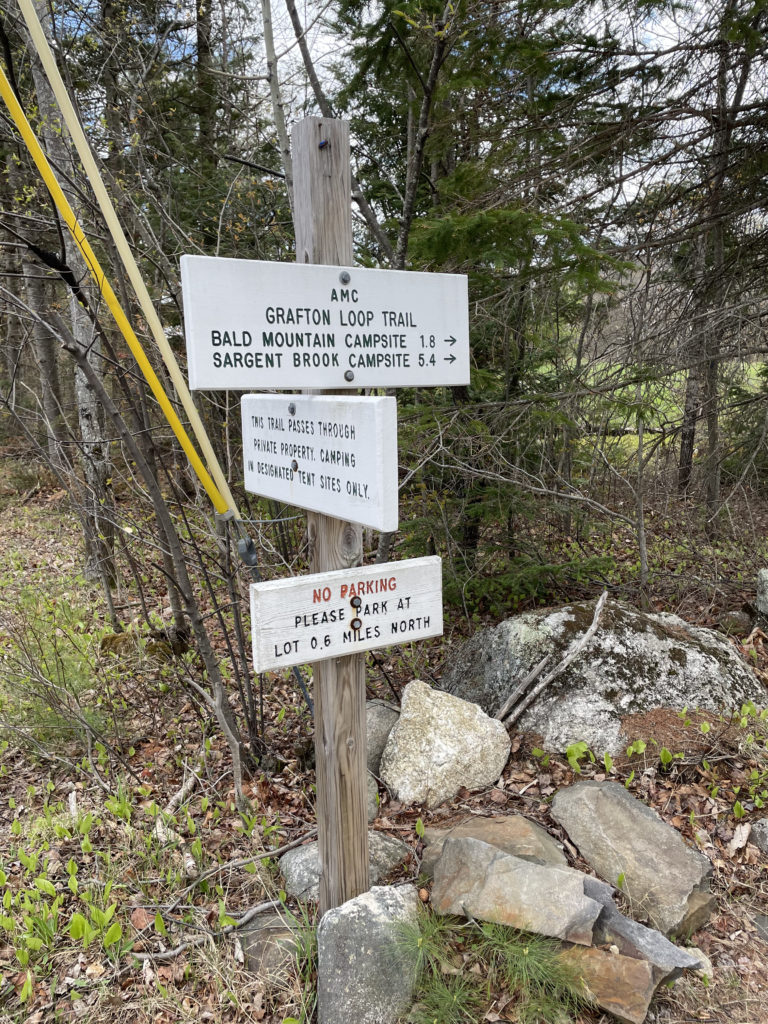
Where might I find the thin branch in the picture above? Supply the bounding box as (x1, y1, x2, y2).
(503, 591, 609, 726)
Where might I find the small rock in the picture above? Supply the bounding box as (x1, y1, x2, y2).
(279, 831, 410, 901)
(718, 609, 753, 635)
(757, 569, 768, 616)
(421, 814, 567, 877)
(551, 782, 714, 936)
(380, 680, 511, 809)
(751, 818, 768, 855)
(753, 914, 768, 944)
(686, 946, 714, 978)
(561, 944, 657, 1024)
(240, 911, 298, 979)
(367, 772, 378, 823)
(367, 700, 400, 775)
(431, 837, 602, 945)
(317, 885, 419, 1024)
(583, 877, 704, 984)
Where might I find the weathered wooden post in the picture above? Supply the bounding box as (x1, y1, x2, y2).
(180, 117, 467, 919)
(292, 116, 369, 914)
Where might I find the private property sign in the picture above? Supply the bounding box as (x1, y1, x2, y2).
(181, 255, 469, 389)
(249, 556, 443, 672)
(241, 393, 398, 531)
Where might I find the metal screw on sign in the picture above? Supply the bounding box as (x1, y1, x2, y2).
(291, 460, 299, 471)
(288, 402, 296, 415)
(350, 596, 362, 609)
(339, 271, 351, 284)
(350, 618, 363, 631)
(344, 370, 355, 382)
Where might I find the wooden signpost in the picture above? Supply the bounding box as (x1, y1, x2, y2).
(181, 115, 469, 917)
(293, 117, 369, 914)
(241, 393, 398, 532)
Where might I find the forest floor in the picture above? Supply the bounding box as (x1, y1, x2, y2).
(0, 464, 767, 1023)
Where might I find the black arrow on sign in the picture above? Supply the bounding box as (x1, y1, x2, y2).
(444, 353, 456, 364)
(444, 335, 457, 345)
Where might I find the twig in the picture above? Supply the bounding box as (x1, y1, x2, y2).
(495, 651, 555, 721)
(131, 899, 283, 963)
(503, 591, 609, 726)
(167, 828, 318, 913)
(153, 751, 205, 878)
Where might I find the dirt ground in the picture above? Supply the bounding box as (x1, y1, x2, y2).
(0, 479, 767, 1023)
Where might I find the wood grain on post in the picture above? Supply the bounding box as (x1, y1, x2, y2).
(292, 116, 369, 915)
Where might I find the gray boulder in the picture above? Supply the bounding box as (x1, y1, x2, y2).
(380, 680, 510, 809)
(317, 885, 420, 1024)
(551, 782, 714, 936)
(367, 700, 399, 775)
(431, 837, 602, 945)
(279, 831, 410, 901)
(440, 597, 764, 755)
(421, 813, 567, 877)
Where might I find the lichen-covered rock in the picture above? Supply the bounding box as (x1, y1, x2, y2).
(421, 814, 567, 877)
(551, 782, 714, 936)
(440, 597, 764, 754)
(317, 885, 419, 1024)
(431, 837, 602, 945)
(279, 831, 410, 901)
(367, 700, 399, 775)
(380, 681, 511, 809)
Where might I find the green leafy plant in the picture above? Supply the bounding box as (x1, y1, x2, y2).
(565, 741, 594, 774)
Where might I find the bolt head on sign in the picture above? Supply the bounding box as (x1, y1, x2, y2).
(180, 255, 470, 390)
(250, 556, 443, 672)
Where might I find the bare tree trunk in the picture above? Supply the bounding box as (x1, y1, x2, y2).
(24, 1, 116, 585)
(261, 0, 293, 210)
(22, 259, 66, 466)
(678, 358, 701, 493)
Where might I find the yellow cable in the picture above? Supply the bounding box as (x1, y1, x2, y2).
(15, 0, 241, 520)
(0, 63, 229, 514)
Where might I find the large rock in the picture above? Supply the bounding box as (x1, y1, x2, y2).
(560, 945, 657, 1024)
(279, 831, 410, 901)
(551, 782, 714, 936)
(583, 877, 704, 984)
(367, 700, 399, 775)
(431, 837, 602, 945)
(440, 597, 764, 754)
(317, 885, 419, 1024)
(380, 680, 511, 809)
(421, 814, 567, 877)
